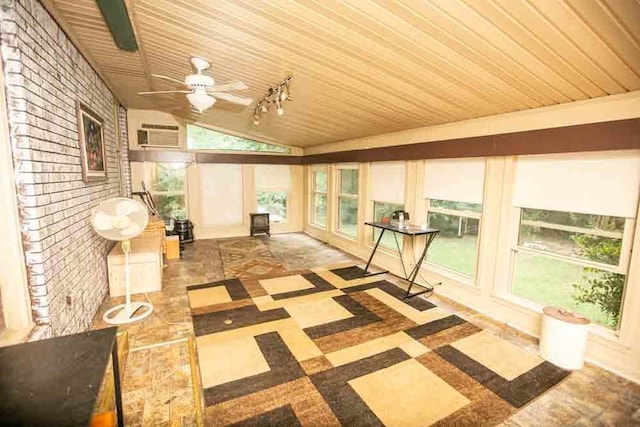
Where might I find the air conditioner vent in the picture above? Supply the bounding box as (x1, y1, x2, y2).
(138, 124, 180, 148)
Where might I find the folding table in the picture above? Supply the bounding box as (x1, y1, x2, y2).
(364, 221, 440, 298)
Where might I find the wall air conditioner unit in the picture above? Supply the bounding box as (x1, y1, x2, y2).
(137, 124, 180, 148)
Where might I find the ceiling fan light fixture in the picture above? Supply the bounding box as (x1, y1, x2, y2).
(187, 90, 216, 113)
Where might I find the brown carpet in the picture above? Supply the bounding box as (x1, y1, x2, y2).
(188, 264, 570, 426)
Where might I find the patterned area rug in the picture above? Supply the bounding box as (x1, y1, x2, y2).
(187, 265, 570, 426)
(217, 238, 288, 279)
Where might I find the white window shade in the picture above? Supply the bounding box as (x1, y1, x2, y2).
(255, 165, 292, 191)
(423, 158, 486, 204)
(370, 162, 406, 203)
(513, 151, 640, 218)
(199, 164, 244, 226)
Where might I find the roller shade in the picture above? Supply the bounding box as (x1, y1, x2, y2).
(424, 158, 485, 204)
(255, 165, 292, 191)
(370, 162, 405, 204)
(513, 151, 640, 218)
(199, 164, 244, 226)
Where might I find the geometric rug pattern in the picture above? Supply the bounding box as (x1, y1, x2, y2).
(217, 238, 288, 279)
(188, 265, 570, 426)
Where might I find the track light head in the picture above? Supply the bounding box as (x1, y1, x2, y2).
(254, 76, 291, 122)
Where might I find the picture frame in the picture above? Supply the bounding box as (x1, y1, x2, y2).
(76, 101, 107, 183)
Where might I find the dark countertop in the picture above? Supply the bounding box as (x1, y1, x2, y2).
(365, 221, 439, 236)
(0, 327, 117, 426)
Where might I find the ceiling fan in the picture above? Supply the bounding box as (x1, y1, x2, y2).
(137, 57, 253, 113)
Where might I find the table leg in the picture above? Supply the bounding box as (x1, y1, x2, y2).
(112, 343, 125, 427)
(363, 228, 386, 275)
(405, 233, 440, 299)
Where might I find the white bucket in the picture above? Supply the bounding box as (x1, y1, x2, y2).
(539, 307, 590, 370)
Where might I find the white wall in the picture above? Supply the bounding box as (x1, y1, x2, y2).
(303, 94, 640, 383)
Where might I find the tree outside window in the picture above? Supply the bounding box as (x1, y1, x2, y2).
(337, 168, 358, 237)
(312, 169, 327, 227)
(257, 191, 287, 222)
(149, 163, 187, 220)
(512, 208, 628, 329)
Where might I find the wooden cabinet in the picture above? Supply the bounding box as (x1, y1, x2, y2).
(107, 236, 163, 297)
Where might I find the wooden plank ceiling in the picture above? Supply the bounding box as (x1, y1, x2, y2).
(48, 0, 640, 148)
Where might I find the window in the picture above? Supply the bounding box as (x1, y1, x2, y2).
(149, 163, 187, 220)
(370, 162, 406, 250)
(257, 192, 287, 222)
(312, 167, 327, 227)
(337, 167, 358, 237)
(373, 202, 404, 249)
(511, 208, 629, 330)
(509, 151, 640, 330)
(187, 124, 291, 153)
(426, 200, 481, 277)
(423, 158, 485, 279)
(255, 165, 291, 223)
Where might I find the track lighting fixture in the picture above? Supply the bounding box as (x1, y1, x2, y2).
(252, 76, 292, 125)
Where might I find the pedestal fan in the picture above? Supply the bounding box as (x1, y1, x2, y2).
(91, 197, 154, 325)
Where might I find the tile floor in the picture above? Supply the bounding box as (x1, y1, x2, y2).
(92, 233, 640, 426)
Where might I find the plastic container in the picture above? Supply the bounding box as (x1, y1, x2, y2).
(539, 306, 590, 370)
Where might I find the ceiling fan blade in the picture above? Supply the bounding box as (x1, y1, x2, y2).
(137, 90, 192, 95)
(211, 92, 254, 106)
(151, 74, 187, 86)
(210, 81, 249, 92)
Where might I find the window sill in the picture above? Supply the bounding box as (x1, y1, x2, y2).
(333, 230, 357, 241)
(309, 222, 327, 230)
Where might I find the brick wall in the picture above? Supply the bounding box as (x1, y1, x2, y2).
(0, 0, 123, 337)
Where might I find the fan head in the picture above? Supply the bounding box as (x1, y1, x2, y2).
(91, 197, 149, 241)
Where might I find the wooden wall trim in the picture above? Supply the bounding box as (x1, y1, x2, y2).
(194, 153, 302, 165)
(129, 118, 640, 165)
(303, 118, 640, 164)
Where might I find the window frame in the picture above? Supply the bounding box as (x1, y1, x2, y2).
(335, 166, 359, 239)
(424, 199, 483, 282)
(311, 167, 328, 228)
(506, 206, 636, 332)
(145, 162, 189, 221)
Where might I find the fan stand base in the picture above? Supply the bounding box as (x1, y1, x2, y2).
(103, 301, 153, 325)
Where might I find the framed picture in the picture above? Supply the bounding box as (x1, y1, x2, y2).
(76, 101, 107, 183)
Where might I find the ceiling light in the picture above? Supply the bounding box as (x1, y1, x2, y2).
(253, 76, 292, 123)
(186, 89, 216, 113)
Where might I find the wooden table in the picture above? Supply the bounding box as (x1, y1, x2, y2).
(0, 327, 124, 426)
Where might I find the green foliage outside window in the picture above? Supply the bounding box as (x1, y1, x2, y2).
(150, 163, 187, 220)
(187, 124, 290, 153)
(572, 235, 625, 328)
(257, 192, 287, 221)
